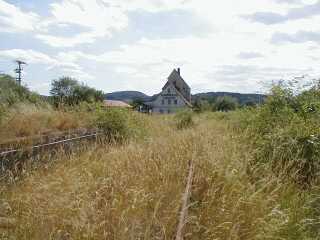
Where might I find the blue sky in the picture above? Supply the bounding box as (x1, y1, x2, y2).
(0, 0, 319, 95)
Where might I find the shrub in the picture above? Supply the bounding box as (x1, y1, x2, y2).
(95, 108, 131, 142)
(175, 110, 195, 130)
(0, 74, 42, 106)
(193, 99, 212, 113)
(213, 96, 238, 112)
(240, 81, 320, 185)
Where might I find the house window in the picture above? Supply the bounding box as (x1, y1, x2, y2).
(168, 99, 172, 105)
(174, 99, 178, 105)
(168, 88, 171, 93)
(161, 99, 165, 105)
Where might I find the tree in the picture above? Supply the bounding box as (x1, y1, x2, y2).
(0, 74, 41, 106)
(50, 77, 104, 106)
(213, 96, 238, 112)
(73, 85, 104, 104)
(131, 98, 145, 110)
(50, 77, 78, 104)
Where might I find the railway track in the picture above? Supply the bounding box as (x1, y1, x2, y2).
(175, 160, 194, 240)
(0, 129, 103, 181)
(1, 129, 196, 238)
(0, 130, 101, 157)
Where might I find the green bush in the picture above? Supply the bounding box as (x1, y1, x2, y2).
(175, 110, 195, 130)
(0, 74, 42, 106)
(193, 99, 212, 113)
(240, 81, 320, 185)
(95, 108, 129, 141)
(213, 96, 238, 112)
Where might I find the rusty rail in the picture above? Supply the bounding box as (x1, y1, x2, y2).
(175, 160, 194, 240)
(0, 131, 101, 157)
(0, 128, 98, 153)
(0, 129, 103, 181)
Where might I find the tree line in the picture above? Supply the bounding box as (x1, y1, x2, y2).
(0, 74, 104, 107)
(50, 77, 104, 106)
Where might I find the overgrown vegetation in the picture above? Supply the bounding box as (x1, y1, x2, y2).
(0, 74, 42, 107)
(0, 75, 108, 143)
(239, 80, 320, 185)
(1, 74, 320, 239)
(0, 104, 95, 142)
(175, 110, 195, 129)
(95, 108, 147, 142)
(0, 74, 43, 122)
(2, 112, 320, 239)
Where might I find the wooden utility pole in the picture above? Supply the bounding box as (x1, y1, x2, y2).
(15, 60, 27, 86)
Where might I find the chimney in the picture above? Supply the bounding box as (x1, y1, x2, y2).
(177, 68, 180, 75)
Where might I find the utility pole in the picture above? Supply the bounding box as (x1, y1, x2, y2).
(15, 60, 27, 86)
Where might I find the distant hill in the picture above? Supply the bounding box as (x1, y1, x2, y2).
(193, 92, 266, 105)
(105, 91, 266, 105)
(105, 91, 151, 103)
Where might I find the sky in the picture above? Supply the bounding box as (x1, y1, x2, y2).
(0, 0, 319, 95)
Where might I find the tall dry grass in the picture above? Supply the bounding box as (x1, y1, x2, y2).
(0, 103, 95, 144)
(0, 113, 319, 239)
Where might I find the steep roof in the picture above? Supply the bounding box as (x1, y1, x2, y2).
(162, 69, 191, 91)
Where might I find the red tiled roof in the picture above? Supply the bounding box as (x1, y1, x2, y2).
(103, 100, 132, 108)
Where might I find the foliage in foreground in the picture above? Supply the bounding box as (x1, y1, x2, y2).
(239, 80, 320, 185)
(1, 114, 319, 239)
(95, 108, 147, 142)
(0, 74, 43, 121)
(0, 103, 96, 142)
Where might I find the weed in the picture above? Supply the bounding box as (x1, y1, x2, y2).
(175, 110, 195, 130)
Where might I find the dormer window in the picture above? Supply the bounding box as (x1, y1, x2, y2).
(168, 88, 171, 93)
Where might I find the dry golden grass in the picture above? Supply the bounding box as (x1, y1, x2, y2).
(0, 113, 318, 239)
(0, 103, 94, 143)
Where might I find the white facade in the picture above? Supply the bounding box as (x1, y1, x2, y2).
(150, 69, 192, 114)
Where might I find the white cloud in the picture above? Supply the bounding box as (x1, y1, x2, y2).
(36, 31, 107, 48)
(56, 30, 320, 93)
(36, 0, 129, 47)
(104, 0, 190, 12)
(1, 0, 320, 94)
(0, 49, 92, 81)
(0, 0, 40, 32)
(0, 49, 59, 65)
(36, 0, 192, 47)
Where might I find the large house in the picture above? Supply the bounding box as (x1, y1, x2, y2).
(146, 68, 192, 114)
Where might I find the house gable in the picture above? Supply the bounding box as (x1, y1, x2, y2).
(152, 82, 191, 113)
(147, 68, 192, 114)
(163, 69, 191, 103)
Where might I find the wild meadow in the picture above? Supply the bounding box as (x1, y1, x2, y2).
(0, 75, 320, 239)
